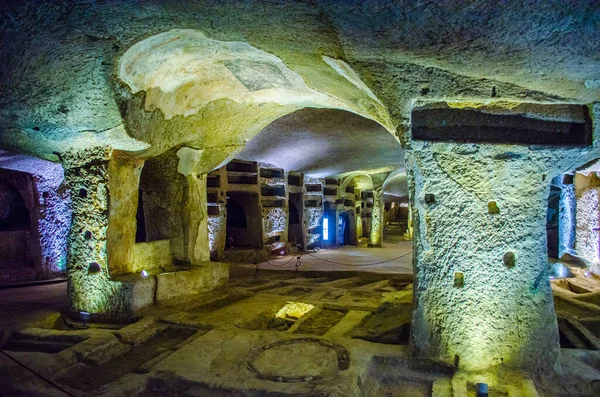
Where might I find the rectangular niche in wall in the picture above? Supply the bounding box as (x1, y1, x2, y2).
(344, 199, 354, 207)
(207, 192, 218, 204)
(228, 174, 258, 185)
(325, 178, 338, 186)
(226, 160, 258, 173)
(260, 168, 284, 179)
(262, 199, 285, 208)
(324, 187, 337, 196)
(306, 184, 322, 193)
(288, 173, 303, 187)
(261, 185, 286, 197)
(411, 102, 593, 146)
(207, 205, 220, 216)
(207, 174, 220, 188)
(305, 199, 321, 208)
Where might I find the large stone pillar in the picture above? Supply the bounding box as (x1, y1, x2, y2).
(407, 101, 598, 374)
(62, 147, 120, 313)
(177, 147, 210, 264)
(107, 151, 145, 276)
(368, 187, 383, 247)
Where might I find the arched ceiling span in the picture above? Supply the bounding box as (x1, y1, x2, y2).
(233, 108, 403, 178)
(383, 172, 409, 199)
(116, 29, 395, 170)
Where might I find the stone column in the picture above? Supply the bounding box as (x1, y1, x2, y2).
(558, 175, 576, 258)
(368, 187, 383, 247)
(177, 147, 210, 264)
(62, 147, 119, 314)
(107, 151, 145, 276)
(407, 101, 599, 374)
(574, 172, 600, 264)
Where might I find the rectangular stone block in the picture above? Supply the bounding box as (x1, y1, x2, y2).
(155, 263, 228, 305)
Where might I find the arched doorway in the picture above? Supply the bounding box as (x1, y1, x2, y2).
(0, 179, 31, 270)
(288, 193, 304, 249)
(338, 212, 350, 245)
(0, 179, 31, 232)
(226, 192, 261, 249)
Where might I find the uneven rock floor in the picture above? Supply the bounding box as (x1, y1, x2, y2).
(1, 261, 600, 396)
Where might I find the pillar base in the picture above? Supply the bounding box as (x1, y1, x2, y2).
(69, 263, 229, 322)
(368, 243, 382, 248)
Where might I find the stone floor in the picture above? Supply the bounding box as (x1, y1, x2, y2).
(1, 249, 600, 396)
(232, 240, 414, 275)
(0, 281, 67, 332)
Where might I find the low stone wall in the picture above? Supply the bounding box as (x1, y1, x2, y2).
(130, 239, 173, 274)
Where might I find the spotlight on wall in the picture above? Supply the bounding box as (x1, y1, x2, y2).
(79, 311, 91, 328)
(141, 269, 149, 278)
(476, 383, 488, 397)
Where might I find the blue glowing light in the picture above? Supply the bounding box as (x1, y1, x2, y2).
(323, 218, 329, 241)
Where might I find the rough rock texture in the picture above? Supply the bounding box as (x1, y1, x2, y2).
(61, 146, 120, 313)
(576, 187, 600, 264)
(405, 102, 600, 374)
(0, 153, 71, 282)
(307, 208, 323, 230)
(263, 208, 286, 235)
(207, 204, 226, 259)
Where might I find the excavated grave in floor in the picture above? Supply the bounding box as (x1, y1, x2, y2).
(190, 291, 253, 313)
(2, 330, 87, 353)
(56, 324, 207, 392)
(293, 308, 347, 335)
(361, 356, 452, 397)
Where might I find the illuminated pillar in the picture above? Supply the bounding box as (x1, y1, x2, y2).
(63, 146, 119, 313)
(177, 147, 210, 264)
(368, 187, 383, 247)
(107, 151, 145, 276)
(408, 101, 598, 374)
(575, 172, 600, 265)
(558, 175, 576, 258)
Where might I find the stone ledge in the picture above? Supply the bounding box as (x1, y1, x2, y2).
(112, 263, 229, 317)
(155, 263, 229, 306)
